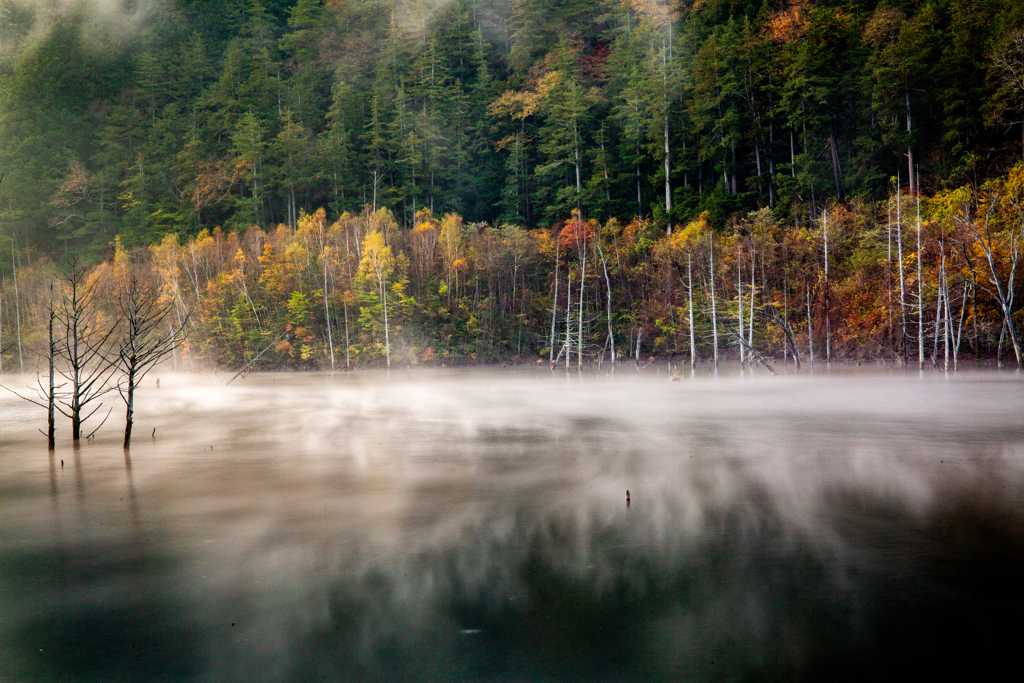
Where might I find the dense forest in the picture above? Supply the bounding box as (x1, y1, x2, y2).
(2, 0, 1024, 372)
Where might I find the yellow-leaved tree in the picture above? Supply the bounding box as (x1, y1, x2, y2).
(358, 230, 395, 368)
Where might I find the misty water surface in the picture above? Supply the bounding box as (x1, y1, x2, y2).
(2, 369, 1024, 681)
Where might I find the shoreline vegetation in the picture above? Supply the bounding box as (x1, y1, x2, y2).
(2, 174, 1023, 380)
(1, 1, 1024, 379)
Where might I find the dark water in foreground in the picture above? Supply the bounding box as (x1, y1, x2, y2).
(1, 369, 1023, 681)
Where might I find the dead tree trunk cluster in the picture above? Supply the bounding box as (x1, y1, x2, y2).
(4, 262, 186, 451)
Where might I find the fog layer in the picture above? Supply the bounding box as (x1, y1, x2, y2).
(2, 370, 1023, 681)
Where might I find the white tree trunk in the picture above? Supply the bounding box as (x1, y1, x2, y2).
(12, 242, 23, 373)
(824, 209, 831, 364)
(598, 241, 614, 364)
(906, 92, 915, 196)
(807, 285, 814, 366)
(565, 268, 573, 371)
(896, 183, 907, 363)
(688, 255, 696, 369)
(916, 192, 924, 369)
(737, 244, 744, 364)
(550, 237, 560, 364)
(578, 246, 585, 370)
(748, 243, 755, 350)
(710, 236, 718, 366)
(324, 258, 335, 373)
(380, 275, 390, 369)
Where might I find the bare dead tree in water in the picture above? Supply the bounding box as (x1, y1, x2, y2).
(596, 239, 615, 364)
(726, 327, 777, 375)
(549, 232, 560, 367)
(1, 281, 65, 449)
(763, 305, 801, 370)
(114, 275, 187, 450)
(45, 282, 57, 449)
(0, 172, 62, 447)
(687, 255, 696, 369)
(956, 188, 1024, 367)
(55, 260, 117, 442)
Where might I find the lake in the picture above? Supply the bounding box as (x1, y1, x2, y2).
(2, 368, 1023, 681)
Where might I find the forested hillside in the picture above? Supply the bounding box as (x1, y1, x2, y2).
(2, 0, 1024, 370)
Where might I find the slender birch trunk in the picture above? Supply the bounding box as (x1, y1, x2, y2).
(887, 200, 893, 345)
(330, 264, 349, 371)
(942, 272, 950, 370)
(917, 191, 924, 369)
(663, 42, 672, 233)
(737, 243, 744, 365)
(664, 114, 672, 231)
(829, 126, 842, 194)
(12, 242, 23, 373)
(380, 275, 390, 369)
(598, 240, 614, 364)
(933, 268, 943, 364)
(343, 294, 350, 370)
(961, 201, 1022, 367)
(168, 322, 177, 371)
(942, 269, 950, 372)
(748, 242, 755, 350)
(939, 240, 952, 372)
(565, 268, 573, 371)
(954, 275, 966, 371)
(636, 161, 641, 218)
(573, 121, 582, 217)
(824, 209, 831, 364)
(896, 182, 908, 364)
(935, 238, 947, 370)
(906, 93, 915, 196)
(688, 255, 696, 369)
(807, 285, 814, 366)
(790, 130, 796, 178)
(323, 256, 335, 373)
(578, 246, 585, 371)
(710, 235, 718, 366)
(550, 236, 560, 365)
(998, 318, 1007, 367)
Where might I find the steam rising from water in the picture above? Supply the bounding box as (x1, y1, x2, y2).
(2, 370, 1024, 680)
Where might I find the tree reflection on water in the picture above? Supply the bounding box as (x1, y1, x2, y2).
(1, 370, 1023, 681)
